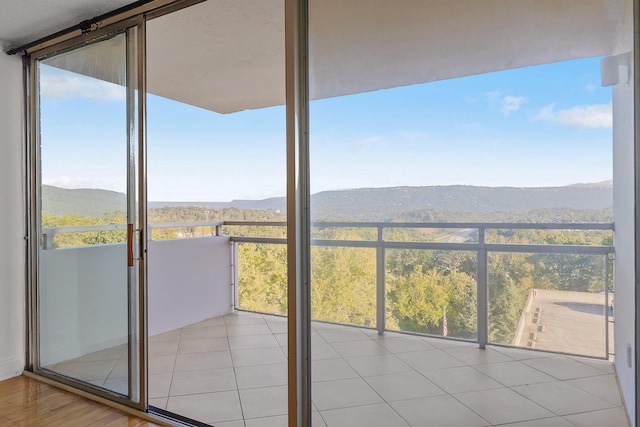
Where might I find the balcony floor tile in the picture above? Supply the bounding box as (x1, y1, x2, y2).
(226, 323, 273, 336)
(179, 325, 228, 340)
(170, 368, 237, 396)
(422, 366, 504, 394)
(442, 345, 515, 365)
(244, 414, 288, 427)
(344, 354, 413, 377)
(239, 385, 288, 419)
(230, 347, 287, 367)
(228, 333, 279, 350)
(521, 355, 609, 380)
(53, 311, 629, 426)
(374, 335, 437, 353)
(312, 358, 360, 382)
(312, 378, 384, 411)
(397, 348, 467, 371)
(390, 395, 490, 427)
(174, 350, 233, 372)
(363, 371, 445, 401)
(512, 381, 614, 416)
(473, 360, 557, 387)
(562, 407, 631, 427)
(565, 374, 623, 406)
(311, 343, 342, 360)
(320, 402, 411, 427)
(235, 363, 288, 389)
(166, 390, 243, 424)
(453, 388, 554, 425)
(177, 337, 229, 353)
(497, 417, 575, 427)
(331, 339, 391, 358)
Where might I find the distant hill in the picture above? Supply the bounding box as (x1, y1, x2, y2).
(42, 185, 127, 217)
(43, 181, 612, 220)
(149, 197, 286, 212)
(310, 182, 613, 220)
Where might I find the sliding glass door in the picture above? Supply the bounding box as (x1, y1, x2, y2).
(31, 20, 145, 406)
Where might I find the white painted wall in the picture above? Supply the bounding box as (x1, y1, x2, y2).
(0, 43, 25, 381)
(39, 244, 129, 366)
(148, 236, 232, 336)
(611, 0, 635, 423)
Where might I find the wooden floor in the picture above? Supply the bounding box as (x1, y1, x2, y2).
(0, 375, 164, 426)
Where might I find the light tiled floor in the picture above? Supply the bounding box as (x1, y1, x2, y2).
(50, 311, 630, 426)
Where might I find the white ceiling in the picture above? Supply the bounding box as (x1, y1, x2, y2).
(2, 0, 629, 113)
(147, 0, 627, 113)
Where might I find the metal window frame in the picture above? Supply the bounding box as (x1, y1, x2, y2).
(285, 0, 311, 426)
(634, 1, 640, 425)
(21, 0, 312, 424)
(26, 16, 149, 412)
(6, 0, 204, 56)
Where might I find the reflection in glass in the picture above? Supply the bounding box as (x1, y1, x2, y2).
(38, 32, 131, 396)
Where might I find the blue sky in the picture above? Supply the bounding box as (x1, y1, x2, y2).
(40, 56, 611, 202)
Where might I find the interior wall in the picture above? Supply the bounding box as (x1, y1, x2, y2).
(0, 43, 25, 381)
(611, 0, 636, 423)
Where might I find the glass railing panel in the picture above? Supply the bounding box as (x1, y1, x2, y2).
(311, 225, 377, 241)
(488, 252, 611, 357)
(42, 226, 128, 249)
(385, 226, 479, 244)
(150, 224, 220, 240)
(224, 224, 286, 239)
(311, 246, 376, 328)
(386, 249, 477, 340)
(236, 242, 288, 316)
(485, 227, 613, 246)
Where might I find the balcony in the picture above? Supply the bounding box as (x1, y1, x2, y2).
(39, 221, 626, 426)
(46, 311, 626, 426)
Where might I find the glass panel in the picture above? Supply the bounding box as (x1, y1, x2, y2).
(386, 249, 477, 340)
(236, 242, 288, 315)
(311, 246, 376, 327)
(37, 31, 133, 396)
(145, 1, 286, 424)
(488, 252, 610, 357)
(308, 1, 615, 422)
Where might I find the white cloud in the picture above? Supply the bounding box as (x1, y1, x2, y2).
(534, 103, 612, 128)
(484, 91, 527, 116)
(501, 96, 527, 116)
(40, 73, 126, 102)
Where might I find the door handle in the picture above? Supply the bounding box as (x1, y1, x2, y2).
(127, 223, 134, 267)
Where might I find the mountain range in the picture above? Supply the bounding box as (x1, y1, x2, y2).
(42, 181, 613, 220)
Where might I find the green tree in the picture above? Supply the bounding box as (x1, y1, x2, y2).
(310, 245, 377, 326)
(237, 243, 288, 314)
(388, 268, 450, 334)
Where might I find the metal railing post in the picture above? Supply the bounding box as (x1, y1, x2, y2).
(231, 241, 239, 310)
(42, 230, 54, 250)
(605, 253, 611, 359)
(376, 226, 386, 335)
(477, 227, 488, 349)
